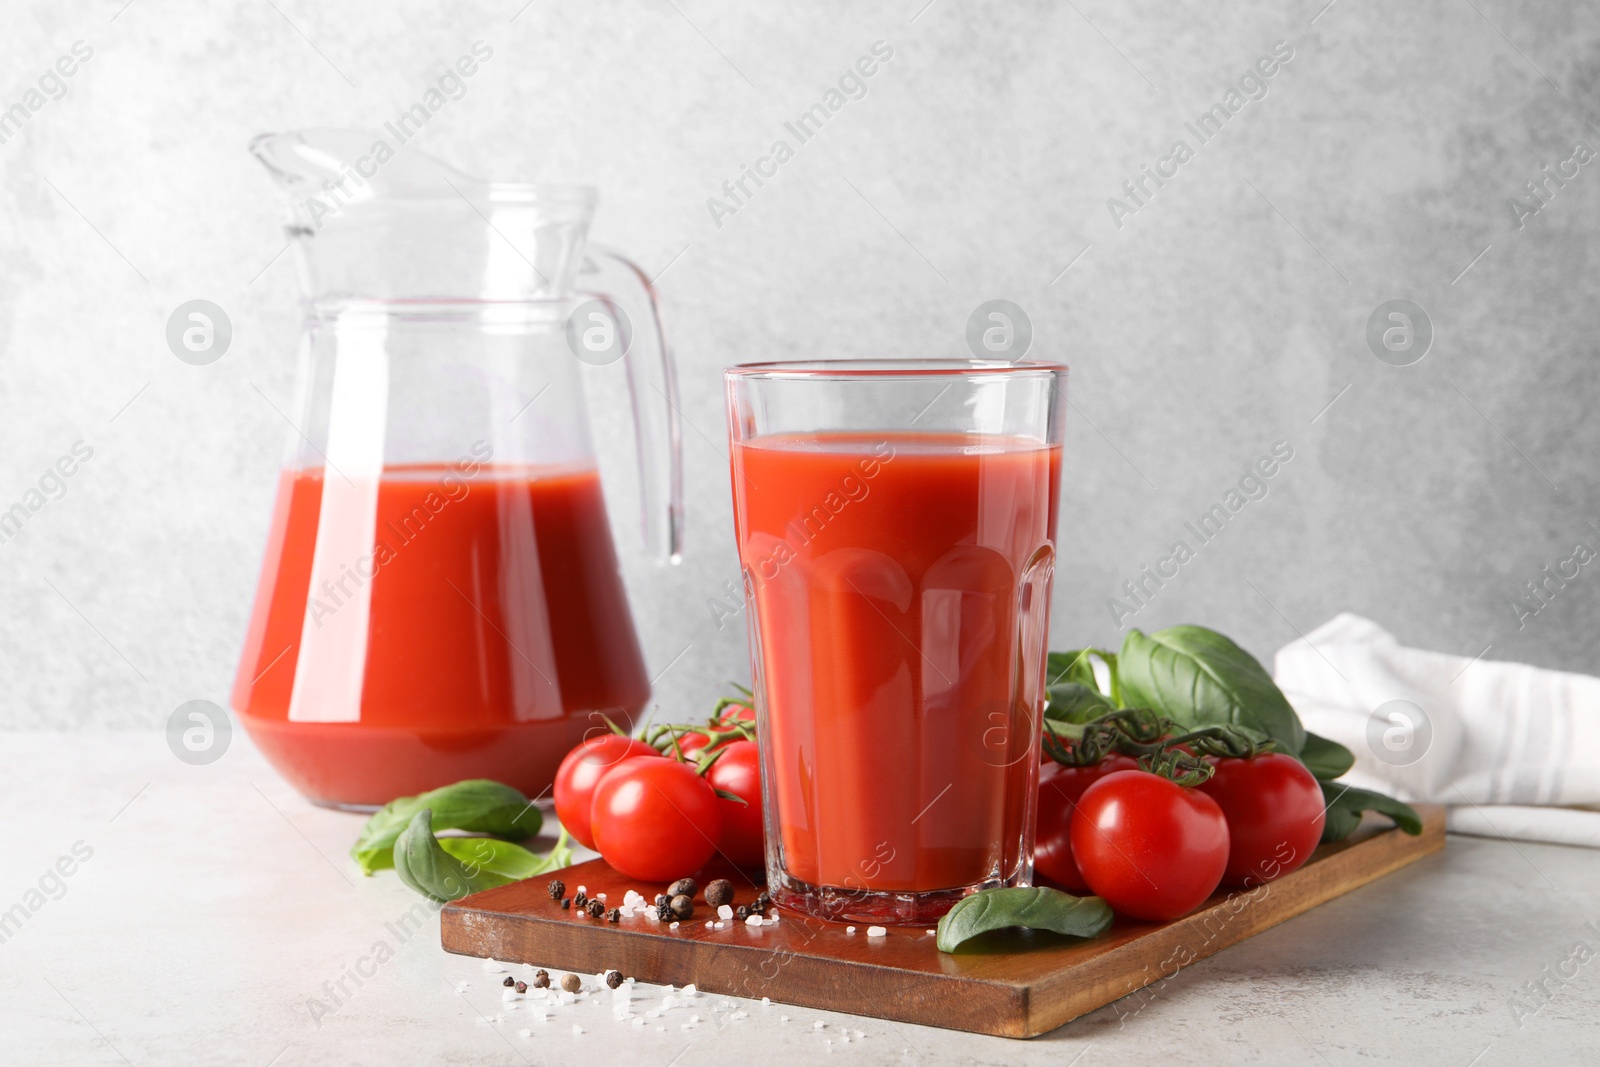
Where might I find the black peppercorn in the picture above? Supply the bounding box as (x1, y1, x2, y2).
(704, 879, 734, 908)
(573, 890, 587, 908)
(532, 970, 550, 989)
(514, 980, 527, 993)
(588, 899, 605, 918)
(656, 898, 672, 921)
(561, 897, 571, 910)
(502, 976, 515, 987)
(547, 879, 565, 901)
(735, 906, 748, 920)
(669, 893, 694, 920)
(667, 877, 697, 898)
(607, 907, 621, 923)
(605, 969, 624, 989)
(654, 893, 668, 906)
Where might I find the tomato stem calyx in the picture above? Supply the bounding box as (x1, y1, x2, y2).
(1044, 709, 1275, 787)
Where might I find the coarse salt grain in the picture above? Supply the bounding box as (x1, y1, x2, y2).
(717, 904, 734, 920)
(705, 920, 715, 929)
(572, 1024, 583, 1034)
(846, 926, 856, 934)
(814, 1020, 826, 1029)
(866, 926, 887, 938)
(518, 1028, 531, 1037)
(762, 997, 771, 1006)
(576, 885, 586, 894)
(682, 983, 698, 996)
(714, 921, 726, 929)
(632, 1017, 644, 1026)
(745, 914, 763, 926)
(483, 959, 507, 972)
(670, 921, 680, 929)
(925, 929, 936, 935)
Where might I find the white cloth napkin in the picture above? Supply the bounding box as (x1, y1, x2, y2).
(1273, 613, 1600, 848)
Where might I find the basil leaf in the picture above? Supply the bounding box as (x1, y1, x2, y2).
(393, 809, 519, 902)
(1045, 681, 1114, 724)
(1046, 649, 1120, 705)
(1047, 649, 1100, 691)
(361, 835, 574, 876)
(1118, 626, 1306, 755)
(1300, 732, 1356, 780)
(936, 887, 1113, 953)
(437, 831, 573, 881)
(1319, 781, 1423, 842)
(351, 779, 541, 875)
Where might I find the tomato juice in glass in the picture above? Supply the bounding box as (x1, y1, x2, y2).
(726, 361, 1067, 924)
(232, 457, 651, 809)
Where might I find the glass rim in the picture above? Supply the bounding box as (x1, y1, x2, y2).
(724, 358, 1067, 381)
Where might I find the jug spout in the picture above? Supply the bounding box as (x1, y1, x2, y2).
(250, 128, 597, 303)
(249, 129, 500, 204)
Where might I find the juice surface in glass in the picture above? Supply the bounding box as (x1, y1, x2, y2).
(232, 461, 650, 807)
(731, 431, 1061, 913)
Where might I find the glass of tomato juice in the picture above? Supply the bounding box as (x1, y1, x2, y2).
(724, 360, 1067, 924)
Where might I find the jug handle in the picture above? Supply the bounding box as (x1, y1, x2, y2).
(581, 247, 685, 563)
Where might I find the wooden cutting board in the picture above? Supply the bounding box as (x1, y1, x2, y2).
(441, 804, 1445, 1038)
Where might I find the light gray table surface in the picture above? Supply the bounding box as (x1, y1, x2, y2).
(3, 731, 1594, 1066)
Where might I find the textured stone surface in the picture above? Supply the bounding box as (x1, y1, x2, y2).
(1, 1, 1597, 730)
(5, 731, 1598, 1064)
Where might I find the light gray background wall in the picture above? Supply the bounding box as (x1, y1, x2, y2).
(1, 0, 1596, 730)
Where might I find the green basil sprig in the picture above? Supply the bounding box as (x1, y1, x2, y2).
(393, 809, 571, 902)
(1118, 626, 1306, 756)
(936, 887, 1113, 953)
(1299, 731, 1357, 780)
(1050, 624, 1420, 843)
(350, 779, 542, 875)
(1046, 649, 1118, 723)
(1320, 781, 1423, 842)
(436, 833, 572, 882)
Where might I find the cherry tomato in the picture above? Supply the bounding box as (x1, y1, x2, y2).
(1033, 756, 1140, 892)
(1198, 754, 1326, 887)
(671, 731, 716, 762)
(553, 735, 658, 850)
(705, 740, 764, 867)
(718, 703, 756, 725)
(590, 757, 722, 881)
(1070, 769, 1229, 922)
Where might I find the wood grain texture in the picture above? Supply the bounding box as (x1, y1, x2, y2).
(441, 805, 1446, 1038)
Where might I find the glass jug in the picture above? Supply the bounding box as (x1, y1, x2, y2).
(231, 129, 682, 809)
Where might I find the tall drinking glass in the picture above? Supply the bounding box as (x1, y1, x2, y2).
(725, 360, 1067, 925)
